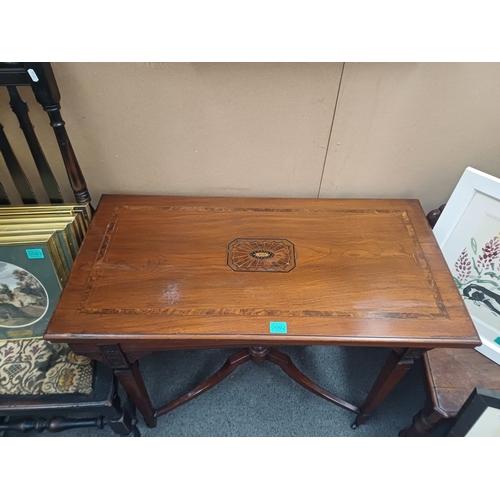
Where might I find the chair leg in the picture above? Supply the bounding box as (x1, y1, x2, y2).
(0, 391, 140, 437)
(0, 407, 140, 437)
(0, 415, 107, 434)
(0, 416, 6, 437)
(103, 393, 141, 437)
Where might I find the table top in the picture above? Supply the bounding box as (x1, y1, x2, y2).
(45, 195, 480, 349)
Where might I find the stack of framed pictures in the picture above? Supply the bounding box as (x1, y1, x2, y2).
(0, 204, 91, 342)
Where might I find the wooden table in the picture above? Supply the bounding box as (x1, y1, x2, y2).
(401, 347, 500, 436)
(45, 195, 480, 430)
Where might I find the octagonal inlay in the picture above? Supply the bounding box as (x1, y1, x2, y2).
(227, 239, 296, 272)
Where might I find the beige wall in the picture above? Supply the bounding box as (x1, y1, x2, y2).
(319, 63, 500, 213)
(1, 62, 500, 214)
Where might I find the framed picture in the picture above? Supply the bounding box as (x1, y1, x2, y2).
(447, 387, 500, 437)
(0, 233, 68, 341)
(434, 167, 500, 365)
(0, 202, 92, 229)
(0, 214, 84, 246)
(0, 218, 81, 269)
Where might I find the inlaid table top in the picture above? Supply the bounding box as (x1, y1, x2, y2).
(45, 195, 480, 350)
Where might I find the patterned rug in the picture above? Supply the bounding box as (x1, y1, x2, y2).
(0, 339, 93, 395)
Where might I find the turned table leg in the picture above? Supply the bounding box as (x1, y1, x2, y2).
(399, 400, 445, 437)
(99, 344, 157, 428)
(352, 348, 426, 429)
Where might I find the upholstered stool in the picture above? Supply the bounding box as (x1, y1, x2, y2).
(0, 339, 93, 396)
(0, 339, 139, 436)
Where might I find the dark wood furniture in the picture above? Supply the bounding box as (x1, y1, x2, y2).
(0, 62, 138, 436)
(399, 204, 500, 437)
(0, 62, 90, 205)
(45, 195, 480, 430)
(426, 204, 446, 229)
(400, 347, 500, 436)
(0, 362, 138, 436)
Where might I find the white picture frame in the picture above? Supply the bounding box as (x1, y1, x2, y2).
(434, 166, 500, 365)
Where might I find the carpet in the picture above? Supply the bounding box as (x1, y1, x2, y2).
(9, 344, 429, 437)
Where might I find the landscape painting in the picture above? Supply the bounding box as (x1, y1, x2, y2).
(0, 261, 49, 328)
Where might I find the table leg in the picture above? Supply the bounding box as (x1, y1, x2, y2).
(399, 400, 445, 437)
(352, 348, 426, 429)
(114, 363, 156, 428)
(99, 345, 157, 428)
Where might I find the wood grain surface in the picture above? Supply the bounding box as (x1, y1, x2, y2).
(45, 195, 480, 349)
(425, 348, 500, 414)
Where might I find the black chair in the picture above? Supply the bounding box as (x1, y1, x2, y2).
(0, 62, 139, 436)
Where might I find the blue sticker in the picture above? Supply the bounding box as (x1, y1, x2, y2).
(270, 322, 287, 334)
(494, 337, 500, 346)
(26, 248, 44, 259)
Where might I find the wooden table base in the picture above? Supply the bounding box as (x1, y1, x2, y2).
(154, 347, 360, 419)
(97, 344, 431, 429)
(97, 343, 427, 430)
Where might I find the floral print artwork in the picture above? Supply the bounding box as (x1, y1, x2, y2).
(0, 339, 93, 395)
(453, 233, 500, 322)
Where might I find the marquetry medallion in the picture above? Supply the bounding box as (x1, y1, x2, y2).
(227, 238, 296, 272)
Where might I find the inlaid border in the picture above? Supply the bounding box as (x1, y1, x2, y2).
(78, 205, 448, 319)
